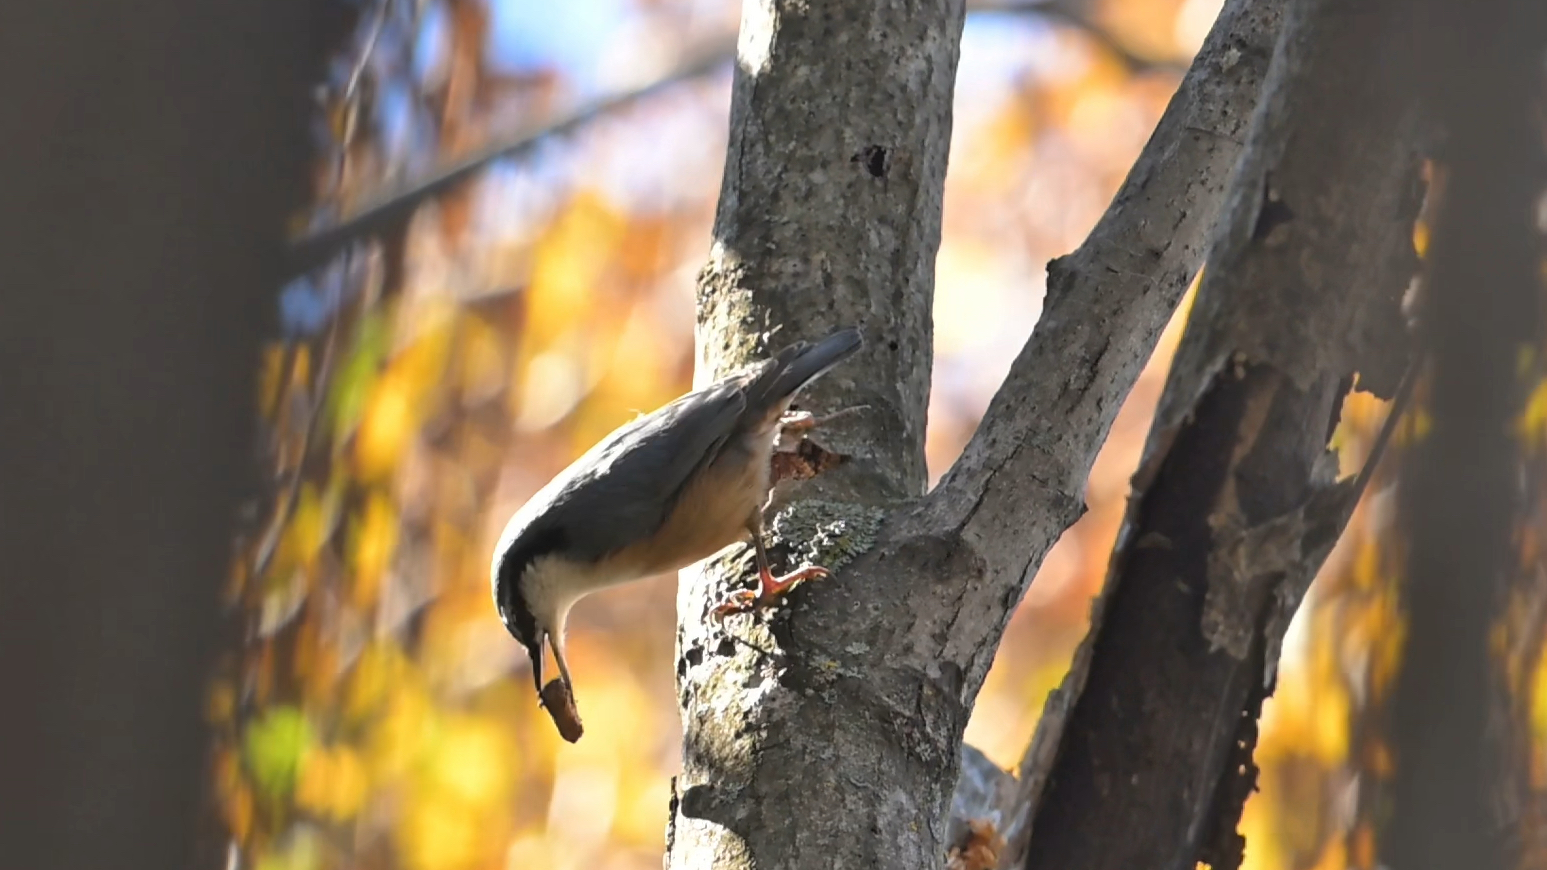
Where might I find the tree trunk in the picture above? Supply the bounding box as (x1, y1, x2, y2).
(1383, 1, 1546, 868)
(671, 0, 961, 865)
(671, 0, 1283, 865)
(0, 2, 313, 867)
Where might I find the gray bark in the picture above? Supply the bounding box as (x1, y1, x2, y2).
(671, 0, 1281, 866)
(672, 0, 961, 865)
(1017, 0, 1423, 867)
(0, 1, 313, 867)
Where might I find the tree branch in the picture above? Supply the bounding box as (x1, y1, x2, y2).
(919, 0, 1283, 693)
(286, 39, 734, 274)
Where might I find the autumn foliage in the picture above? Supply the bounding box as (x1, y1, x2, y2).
(208, 1, 1547, 868)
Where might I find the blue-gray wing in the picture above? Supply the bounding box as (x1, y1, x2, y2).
(535, 375, 755, 561)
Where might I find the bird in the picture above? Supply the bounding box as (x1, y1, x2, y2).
(490, 327, 863, 730)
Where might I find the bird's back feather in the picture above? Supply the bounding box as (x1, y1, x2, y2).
(501, 379, 746, 566)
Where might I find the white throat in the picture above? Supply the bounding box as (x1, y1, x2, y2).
(521, 553, 635, 641)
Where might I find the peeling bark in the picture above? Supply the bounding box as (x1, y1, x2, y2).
(1016, 1, 1425, 868)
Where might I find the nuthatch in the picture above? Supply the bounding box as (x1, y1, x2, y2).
(491, 328, 863, 734)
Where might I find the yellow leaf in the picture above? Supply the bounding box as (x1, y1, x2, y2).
(258, 343, 288, 419)
(346, 641, 408, 723)
(599, 303, 676, 413)
(349, 492, 398, 609)
(1531, 648, 1547, 744)
(328, 309, 391, 445)
(1517, 379, 1547, 449)
(398, 714, 517, 870)
(456, 314, 507, 406)
(243, 706, 313, 800)
(296, 745, 369, 821)
(368, 676, 433, 781)
(426, 715, 516, 808)
(354, 305, 456, 480)
(355, 366, 417, 480)
(1309, 684, 1350, 765)
(525, 191, 625, 350)
(400, 796, 484, 870)
(270, 483, 327, 580)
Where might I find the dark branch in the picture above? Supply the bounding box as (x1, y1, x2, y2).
(286, 0, 1178, 276)
(286, 39, 735, 274)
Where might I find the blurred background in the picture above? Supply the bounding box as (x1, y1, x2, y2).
(211, 1, 1523, 868)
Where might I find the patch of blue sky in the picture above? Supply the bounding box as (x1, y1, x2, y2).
(955, 12, 1068, 127)
(412, 1, 449, 86)
(488, 0, 640, 98)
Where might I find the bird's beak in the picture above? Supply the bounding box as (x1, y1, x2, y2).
(527, 633, 547, 697)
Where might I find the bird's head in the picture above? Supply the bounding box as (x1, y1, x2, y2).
(491, 523, 568, 692)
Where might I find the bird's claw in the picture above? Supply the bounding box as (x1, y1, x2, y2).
(774, 411, 820, 453)
(711, 565, 831, 621)
(778, 410, 819, 430)
(774, 406, 869, 453)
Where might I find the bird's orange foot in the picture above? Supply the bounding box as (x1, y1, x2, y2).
(711, 566, 830, 620)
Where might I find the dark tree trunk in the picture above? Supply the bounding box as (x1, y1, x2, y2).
(0, 2, 314, 867)
(1383, 1, 1547, 868)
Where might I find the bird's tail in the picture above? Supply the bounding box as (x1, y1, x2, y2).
(746, 327, 864, 409)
